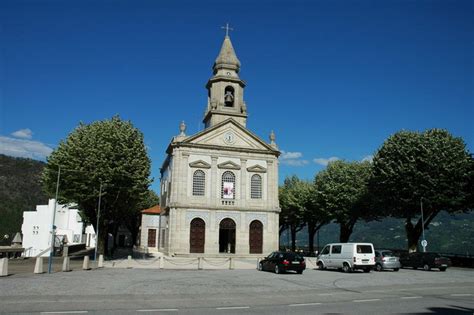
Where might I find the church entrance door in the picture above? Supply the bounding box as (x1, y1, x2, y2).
(190, 218, 205, 253)
(249, 220, 263, 254)
(219, 218, 236, 254)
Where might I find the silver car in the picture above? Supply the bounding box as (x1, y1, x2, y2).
(375, 250, 400, 271)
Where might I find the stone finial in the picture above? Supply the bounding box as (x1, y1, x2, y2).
(179, 121, 186, 136)
(269, 130, 278, 149)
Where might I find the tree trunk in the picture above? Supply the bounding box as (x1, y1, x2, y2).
(339, 220, 357, 243)
(97, 223, 108, 257)
(405, 218, 421, 252)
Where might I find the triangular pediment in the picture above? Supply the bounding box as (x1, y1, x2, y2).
(181, 119, 277, 152)
(218, 160, 241, 170)
(247, 165, 267, 173)
(189, 160, 211, 169)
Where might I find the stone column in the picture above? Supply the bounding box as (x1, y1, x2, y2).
(211, 156, 218, 207)
(181, 152, 190, 199)
(240, 159, 247, 207)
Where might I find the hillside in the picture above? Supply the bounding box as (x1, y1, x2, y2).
(281, 211, 474, 255)
(0, 154, 49, 245)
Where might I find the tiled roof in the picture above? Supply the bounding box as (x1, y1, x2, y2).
(141, 205, 161, 215)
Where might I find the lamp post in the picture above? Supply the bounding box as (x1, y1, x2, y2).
(94, 182, 102, 261)
(420, 197, 427, 252)
(48, 165, 61, 274)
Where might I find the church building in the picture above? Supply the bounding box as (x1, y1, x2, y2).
(159, 33, 280, 256)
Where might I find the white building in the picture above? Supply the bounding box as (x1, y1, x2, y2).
(139, 205, 167, 253)
(21, 199, 86, 257)
(159, 34, 280, 256)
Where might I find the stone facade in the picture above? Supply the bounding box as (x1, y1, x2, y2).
(160, 35, 280, 256)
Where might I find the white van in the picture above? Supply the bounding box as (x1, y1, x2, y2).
(316, 243, 375, 273)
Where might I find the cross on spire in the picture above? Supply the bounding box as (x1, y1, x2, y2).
(221, 23, 233, 37)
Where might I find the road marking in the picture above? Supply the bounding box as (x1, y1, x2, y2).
(401, 296, 422, 299)
(137, 308, 178, 312)
(450, 294, 472, 297)
(41, 312, 88, 314)
(289, 303, 322, 307)
(353, 299, 381, 303)
(216, 306, 250, 310)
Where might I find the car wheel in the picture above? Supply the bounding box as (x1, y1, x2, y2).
(439, 267, 447, 272)
(317, 262, 325, 270)
(275, 265, 281, 274)
(297, 270, 303, 274)
(393, 268, 399, 272)
(423, 264, 430, 271)
(342, 263, 351, 273)
(258, 263, 263, 271)
(375, 264, 383, 272)
(363, 268, 371, 273)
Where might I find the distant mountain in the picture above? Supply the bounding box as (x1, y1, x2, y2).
(0, 154, 49, 245)
(281, 211, 474, 256)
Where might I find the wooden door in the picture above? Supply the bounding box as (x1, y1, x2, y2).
(249, 220, 263, 254)
(190, 218, 205, 253)
(147, 229, 156, 247)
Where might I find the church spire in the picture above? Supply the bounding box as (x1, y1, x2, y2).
(213, 34, 241, 74)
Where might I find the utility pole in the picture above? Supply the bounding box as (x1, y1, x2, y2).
(421, 197, 427, 252)
(48, 165, 61, 274)
(94, 182, 102, 261)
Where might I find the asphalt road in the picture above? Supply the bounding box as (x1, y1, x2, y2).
(1, 266, 473, 314)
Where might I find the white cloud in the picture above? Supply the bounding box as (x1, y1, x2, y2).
(280, 150, 309, 167)
(280, 151, 303, 160)
(313, 156, 340, 166)
(361, 155, 373, 162)
(0, 136, 53, 160)
(11, 128, 33, 139)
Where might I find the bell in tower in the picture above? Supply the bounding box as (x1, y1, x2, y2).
(224, 86, 234, 107)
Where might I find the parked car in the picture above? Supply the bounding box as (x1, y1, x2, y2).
(399, 252, 451, 271)
(316, 243, 375, 273)
(258, 251, 306, 274)
(374, 250, 400, 271)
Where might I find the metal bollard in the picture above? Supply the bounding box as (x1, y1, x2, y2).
(256, 257, 260, 269)
(62, 257, 71, 272)
(127, 255, 132, 269)
(83, 256, 91, 270)
(198, 257, 203, 270)
(0, 258, 8, 277)
(159, 256, 164, 269)
(229, 257, 234, 270)
(34, 257, 44, 274)
(98, 254, 104, 268)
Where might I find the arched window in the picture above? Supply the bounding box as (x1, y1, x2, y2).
(192, 170, 205, 196)
(251, 174, 262, 199)
(221, 171, 235, 199)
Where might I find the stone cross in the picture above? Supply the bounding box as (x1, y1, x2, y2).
(221, 23, 233, 37)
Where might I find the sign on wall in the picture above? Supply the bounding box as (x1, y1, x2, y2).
(223, 182, 234, 199)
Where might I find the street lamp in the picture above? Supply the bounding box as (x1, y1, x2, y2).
(420, 197, 427, 252)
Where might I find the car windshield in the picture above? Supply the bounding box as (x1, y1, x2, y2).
(381, 251, 394, 257)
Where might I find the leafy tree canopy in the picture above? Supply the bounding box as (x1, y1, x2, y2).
(314, 160, 373, 242)
(370, 128, 473, 250)
(42, 116, 152, 254)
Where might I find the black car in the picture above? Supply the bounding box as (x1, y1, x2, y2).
(399, 252, 451, 271)
(258, 251, 306, 274)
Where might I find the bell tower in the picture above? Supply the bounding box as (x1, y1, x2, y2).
(203, 27, 248, 128)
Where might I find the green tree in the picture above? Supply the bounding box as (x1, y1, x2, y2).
(370, 129, 473, 251)
(279, 176, 309, 251)
(314, 160, 373, 242)
(306, 183, 332, 253)
(42, 116, 152, 256)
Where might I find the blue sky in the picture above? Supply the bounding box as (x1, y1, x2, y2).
(1, 0, 472, 193)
